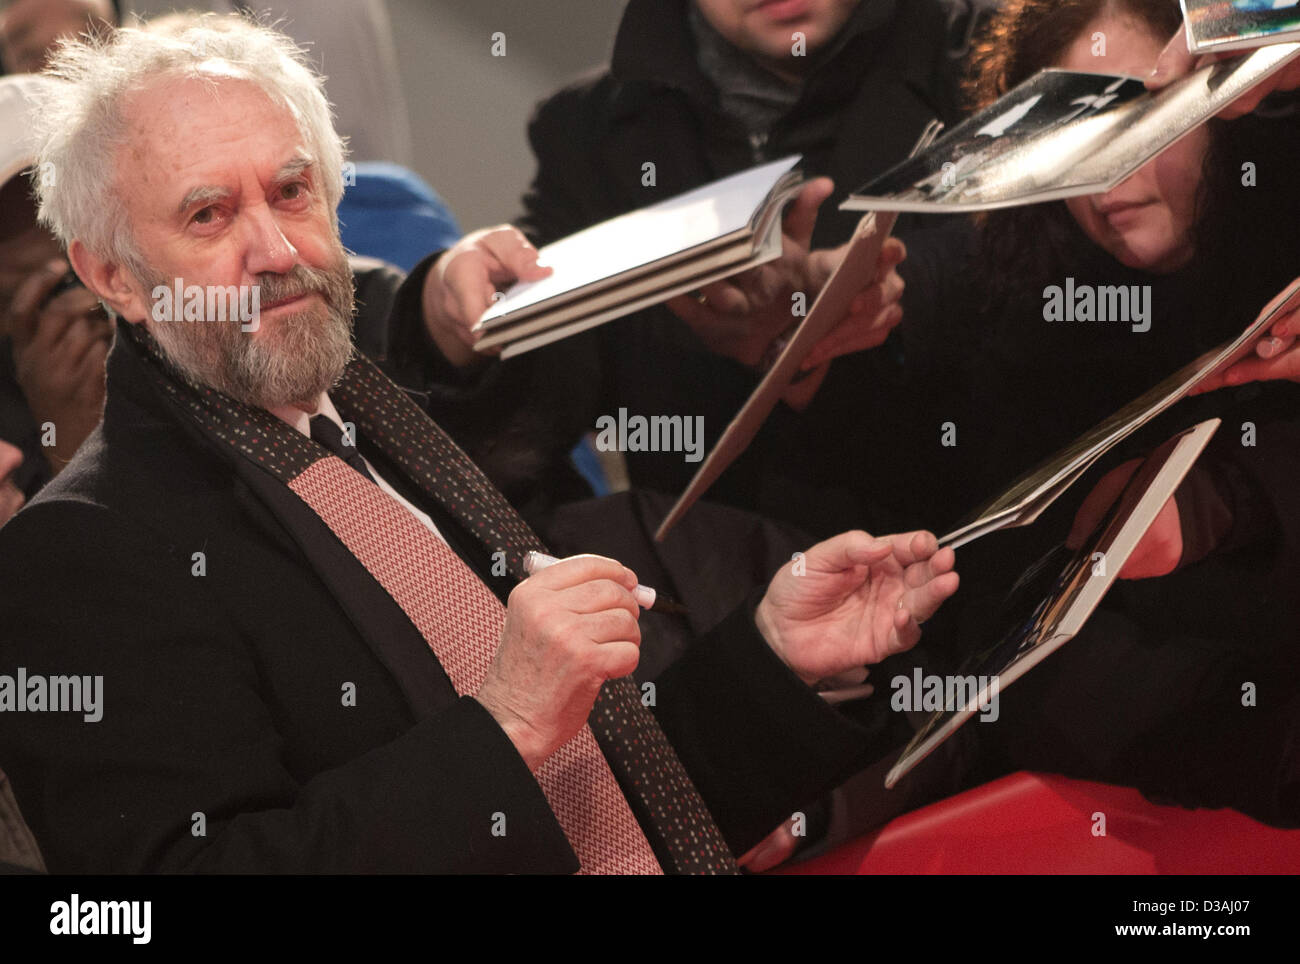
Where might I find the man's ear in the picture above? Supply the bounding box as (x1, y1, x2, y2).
(68, 239, 151, 323)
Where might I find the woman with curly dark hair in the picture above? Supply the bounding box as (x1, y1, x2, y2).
(777, 0, 1300, 864)
(821, 0, 1300, 534)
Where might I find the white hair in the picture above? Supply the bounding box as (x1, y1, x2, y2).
(31, 12, 348, 277)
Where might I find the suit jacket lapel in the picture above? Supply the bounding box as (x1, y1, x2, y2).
(119, 328, 523, 722)
(230, 455, 459, 720)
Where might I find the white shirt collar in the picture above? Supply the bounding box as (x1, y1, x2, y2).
(268, 392, 447, 543)
(269, 392, 338, 438)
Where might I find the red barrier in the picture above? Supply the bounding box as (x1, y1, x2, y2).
(776, 772, 1300, 874)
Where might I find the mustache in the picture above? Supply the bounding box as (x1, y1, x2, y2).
(255, 263, 344, 307)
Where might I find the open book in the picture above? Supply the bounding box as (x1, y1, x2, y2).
(841, 41, 1300, 214)
(941, 277, 1300, 549)
(471, 157, 805, 358)
(1182, 0, 1300, 55)
(885, 418, 1222, 789)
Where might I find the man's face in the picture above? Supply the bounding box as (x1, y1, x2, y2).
(110, 73, 353, 410)
(695, 0, 861, 74)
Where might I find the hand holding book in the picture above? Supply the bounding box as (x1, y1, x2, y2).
(662, 177, 836, 368)
(1067, 458, 1184, 580)
(421, 225, 553, 367)
(1149, 21, 1300, 115)
(796, 236, 906, 373)
(471, 157, 808, 357)
(1191, 291, 1300, 392)
(663, 176, 906, 380)
(886, 420, 1223, 788)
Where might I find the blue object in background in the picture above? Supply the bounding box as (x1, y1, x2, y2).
(570, 436, 611, 497)
(338, 162, 463, 272)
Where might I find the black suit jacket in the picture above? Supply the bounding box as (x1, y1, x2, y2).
(0, 301, 898, 872)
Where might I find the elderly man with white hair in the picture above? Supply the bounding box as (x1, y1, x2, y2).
(0, 13, 957, 874)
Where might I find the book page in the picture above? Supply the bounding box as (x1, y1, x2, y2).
(888, 419, 1221, 788)
(941, 277, 1300, 547)
(844, 43, 1300, 213)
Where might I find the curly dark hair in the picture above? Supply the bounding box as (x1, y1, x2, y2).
(965, 0, 1300, 325)
(965, 0, 1183, 106)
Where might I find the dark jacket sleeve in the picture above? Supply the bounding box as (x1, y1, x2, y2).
(0, 501, 577, 874)
(1180, 411, 1300, 567)
(651, 589, 911, 855)
(370, 251, 603, 520)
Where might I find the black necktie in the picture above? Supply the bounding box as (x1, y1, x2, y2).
(309, 414, 375, 483)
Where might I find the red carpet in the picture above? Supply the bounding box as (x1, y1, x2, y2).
(776, 772, 1300, 874)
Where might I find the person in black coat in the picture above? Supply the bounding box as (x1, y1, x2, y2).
(0, 316, 956, 872)
(0, 13, 961, 874)
(414, 0, 985, 539)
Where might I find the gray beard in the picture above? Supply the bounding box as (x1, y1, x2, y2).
(143, 248, 356, 410)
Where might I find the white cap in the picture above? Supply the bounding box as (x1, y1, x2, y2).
(0, 74, 60, 188)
